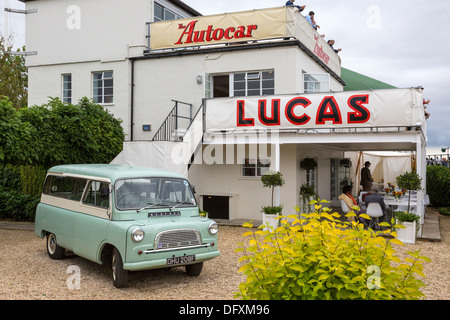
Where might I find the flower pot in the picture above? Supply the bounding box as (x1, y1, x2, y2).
(263, 213, 279, 231)
(396, 220, 416, 244)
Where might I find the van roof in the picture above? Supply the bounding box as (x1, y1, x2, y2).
(48, 164, 186, 183)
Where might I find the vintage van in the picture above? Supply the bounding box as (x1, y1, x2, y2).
(35, 164, 220, 288)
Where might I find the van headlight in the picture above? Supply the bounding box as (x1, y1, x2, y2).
(131, 228, 145, 242)
(208, 222, 218, 235)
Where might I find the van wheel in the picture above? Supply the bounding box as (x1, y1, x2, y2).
(46, 233, 65, 260)
(185, 262, 203, 276)
(112, 248, 128, 288)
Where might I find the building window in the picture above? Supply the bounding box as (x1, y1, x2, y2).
(304, 74, 330, 93)
(62, 74, 72, 104)
(242, 159, 271, 177)
(234, 71, 275, 97)
(93, 71, 114, 104)
(154, 3, 182, 22)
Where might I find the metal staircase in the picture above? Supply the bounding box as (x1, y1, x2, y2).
(111, 100, 204, 177)
(153, 100, 196, 142)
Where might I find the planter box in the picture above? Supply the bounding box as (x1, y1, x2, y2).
(396, 220, 417, 244)
(263, 213, 279, 231)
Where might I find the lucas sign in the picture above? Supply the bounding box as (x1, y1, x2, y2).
(205, 88, 424, 131)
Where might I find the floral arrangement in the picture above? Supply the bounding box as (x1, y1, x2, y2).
(392, 191, 403, 199)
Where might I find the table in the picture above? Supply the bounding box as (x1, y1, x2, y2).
(383, 196, 417, 211)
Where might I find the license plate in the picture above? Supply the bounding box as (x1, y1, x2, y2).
(166, 255, 196, 266)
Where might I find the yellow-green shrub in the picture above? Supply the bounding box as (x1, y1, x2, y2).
(235, 200, 430, 300)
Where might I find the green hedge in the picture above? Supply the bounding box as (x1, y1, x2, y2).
(427, 165, 450, 207)
(0, 97, 125, 221)
(0, 190, 40, 221)
(0, 165, 46, 221)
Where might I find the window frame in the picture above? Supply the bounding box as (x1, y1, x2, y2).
(241, 158, 271, 178)
(233, 70, 275, 97)
(92, 71, 114, 105)
(154, 2, 183, 22)
(303, 73, 330, 93)
(82, 180, 111, 209)
(62, 73, 72, 104)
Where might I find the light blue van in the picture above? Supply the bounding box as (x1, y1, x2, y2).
(35, 164, 220, 288)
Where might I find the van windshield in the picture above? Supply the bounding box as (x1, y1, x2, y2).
(115, 178, 196, 211)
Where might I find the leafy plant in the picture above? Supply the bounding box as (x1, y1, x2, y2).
(299, 184, 316, 214)
(0, 36, 28, 109)
(236, 200, 430, 300)
(438, 207, 450, 216)
(427, 165, 450, 207)
(300, 157, 318, 171)
(261, 205, 283, 215)
(395, 211, 420, 224)
(396, 172, 422, 213)
(300, 184, 315, 197)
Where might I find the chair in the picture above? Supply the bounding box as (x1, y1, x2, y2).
(366, 202, 384, 230)
(358, 192, 369, 204)
(340, 199, 350, 214)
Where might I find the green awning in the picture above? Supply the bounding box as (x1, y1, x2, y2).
(341, 67, 397, 91)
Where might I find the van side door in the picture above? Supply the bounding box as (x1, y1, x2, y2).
(72, 180, 111, 263)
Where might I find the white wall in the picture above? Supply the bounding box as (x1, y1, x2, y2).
(27, 60, 131, 136)
(24, 0, 151, 66)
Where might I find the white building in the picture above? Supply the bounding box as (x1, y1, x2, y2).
(19, 1, 428, 230)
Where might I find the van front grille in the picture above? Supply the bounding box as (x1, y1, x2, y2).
(154, 229, 201, 250)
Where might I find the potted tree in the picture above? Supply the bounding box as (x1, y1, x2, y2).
(261, 171, 285, 230)
(396, 171, 423, 213)
(395, 171, 423, 242)
(395, 211, 420, 244)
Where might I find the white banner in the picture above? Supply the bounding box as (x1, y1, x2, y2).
(205, 88, 424, 131)
(150, 7, 293, 50)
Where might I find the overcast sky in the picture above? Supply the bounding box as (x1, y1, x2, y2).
(2, 0, 449, 149)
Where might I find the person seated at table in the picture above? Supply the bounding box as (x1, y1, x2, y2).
(339, 185, 365, 223)
(364, 185, 387, 216)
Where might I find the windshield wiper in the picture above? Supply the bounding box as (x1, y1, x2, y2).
(137, 203, 170, 213)
(171, 201, 192, 210)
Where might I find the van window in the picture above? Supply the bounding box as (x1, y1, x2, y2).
(83, 181, 110, 209)
(43, 175, 87, 201)
(115, 178, 196, 210)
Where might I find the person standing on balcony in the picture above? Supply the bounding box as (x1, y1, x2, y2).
(286, 0, 306, 12)
(327, 40, 342, 53)
(305, 11, 319, 30)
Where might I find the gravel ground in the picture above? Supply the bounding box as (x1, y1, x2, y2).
(0, 210, 449, 300)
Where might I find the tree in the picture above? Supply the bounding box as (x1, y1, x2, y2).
(261, 171, 285, 208)
(0, 36, 28, 109)
(396, 171, 422, 213)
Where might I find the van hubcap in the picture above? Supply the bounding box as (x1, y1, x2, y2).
(48, 234, 57, 254)
(112, 255, 117, 281)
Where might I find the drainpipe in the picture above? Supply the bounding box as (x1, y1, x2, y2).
(130, 58, 135, 141)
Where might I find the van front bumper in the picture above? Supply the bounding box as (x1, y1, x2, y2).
(123, 250, 221, 272)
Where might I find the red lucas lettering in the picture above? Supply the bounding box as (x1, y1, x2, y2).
(285, 97, 311, 125)
(348, 94, 370, 124)
(258, 99, 280, 126)
(316, 97, 342, 124)
(237, 100, 255, 127)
